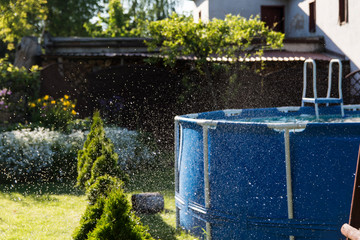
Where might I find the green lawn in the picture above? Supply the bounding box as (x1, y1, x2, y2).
(0, 183, 86, 240)
(0, 169, 198, 240)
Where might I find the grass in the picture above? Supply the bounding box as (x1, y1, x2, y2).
(0, 169, 198, 240)
(0, 182, 86, 240)
(127, 169, 198, 240)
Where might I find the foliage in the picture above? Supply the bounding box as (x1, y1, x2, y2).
(0, 88, 11, 111)
(84, 0, 176, 37)
(84, 0, 133, 37)
(87, 187, 154, 240)
(0, 58, 41, 122)
(66, 118, 92, 132)
(98, 95, 124, 123)
(73, 175, 154, 240)
(76, 111, 127, 190)
(0, 127, 86, 182)
(0, 0, 47, 50)
(28, 94, 78, 131)
(86, 174, 123, 205)
(73, 175, 120, 240)
(148, 14, 284, 64)
(0, 0, 105, 50)
(46, 0, 106, 37)
(147, 13, 284, 108)
(125, 0, 176, 22)
(0, 124, 157, 183)
(104, 127, 158, 171)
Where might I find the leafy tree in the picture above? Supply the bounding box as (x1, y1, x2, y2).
(85, 0, 176, 37)
(0, 0, 105, 50)
(46, 0, 106, 37)
(125, 0, 176, 22)
(147, 14, 284, 108)
(84, 0, 136, 37)
(0, 0, 47, 50)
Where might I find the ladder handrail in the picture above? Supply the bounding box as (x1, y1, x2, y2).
(327, 59, 343, 100)
(301, 58, 344, 118)
(302, 59, 317, 106)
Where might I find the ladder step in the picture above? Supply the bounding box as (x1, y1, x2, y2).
(302, 98, 343, 104)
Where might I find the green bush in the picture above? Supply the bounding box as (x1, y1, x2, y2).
(73, 175, 120, 240)
(76, 111, 127, 189)
(73, 175, 153, 240)
(73, 194, 107, 240)
(86, 173, 123, 205)
(0, 127, 86, 183)
(28, 94, 78, 131)
(0, 58, 40, 122)
(88, 187, 153, 240)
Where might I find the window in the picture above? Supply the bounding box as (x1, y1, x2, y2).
(339, 0, 348, 24)
(309, 1, 316, 32)
(261, 6, 285, 33)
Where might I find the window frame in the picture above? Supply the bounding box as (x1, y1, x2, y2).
(339, 0, 348, 25)
(309, 0, 316, 33)
(260, 5, 285, 33)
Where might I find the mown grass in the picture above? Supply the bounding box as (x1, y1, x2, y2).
(0, 182, 86, 240)
(0, 169, 198, 240)
(127, 169, 198, 240)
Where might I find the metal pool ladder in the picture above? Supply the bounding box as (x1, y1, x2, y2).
(301, 59, 344, 119)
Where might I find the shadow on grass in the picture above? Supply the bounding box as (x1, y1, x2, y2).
(138, 213, 177, 240)
(0, 181, 85, 197)
(126, 169, 175, 193)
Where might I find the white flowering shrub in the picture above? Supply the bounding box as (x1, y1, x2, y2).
(0, 126, 158, 182)
(0, 127, 86, 182)
(104, 127, 158, 171)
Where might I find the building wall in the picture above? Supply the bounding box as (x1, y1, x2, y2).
(286, 0, 360, 71)
(193, 0, 288, 22)
(193, 0, 360, 72)
(286, 0, 312, 37)
(193, 0, 209, 22)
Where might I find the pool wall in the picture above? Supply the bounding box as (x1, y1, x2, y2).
(175, 106, 360, 240)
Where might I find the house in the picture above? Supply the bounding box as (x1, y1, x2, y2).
(192, 0, 360, 73)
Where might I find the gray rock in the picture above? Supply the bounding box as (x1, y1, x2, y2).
(131, 192, 164, 214)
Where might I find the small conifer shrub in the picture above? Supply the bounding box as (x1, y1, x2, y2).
(76, 111, 127, 189)
(73, 175, 153, 240)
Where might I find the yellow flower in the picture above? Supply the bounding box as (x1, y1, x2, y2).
(71, 104, 75, 108)
(37, 99, 41, 103)
(60, 98, 64, 102)
(43, 95, 49, 100)
(51, 100, 56, 104)
(43, 102, 47, 107)
(7, 43, 15, 51)
(63, 108, 67, 111)
(6, 66, 12, 72)
(64, 95, 69, 100)
(30, 103, 36, 108)
(71, 110, 77, 115)
(63, 101, 71, 107)
(30, 65, 39, 72)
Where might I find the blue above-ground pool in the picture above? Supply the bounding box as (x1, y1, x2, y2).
(175, 105, 360, 240)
